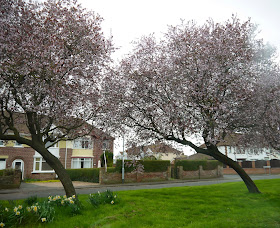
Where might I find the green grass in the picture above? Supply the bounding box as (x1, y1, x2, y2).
(2, 179, 280, 227)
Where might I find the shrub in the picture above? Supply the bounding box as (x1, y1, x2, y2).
(66, 168, 99, 183)
(115, 160, 170, 173)
(88, 190, 118, 207)
(100, 151, 114, 167)
(175, 160, 221, 171)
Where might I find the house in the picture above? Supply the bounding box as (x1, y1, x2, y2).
(0, 128, 114, 180)
(126, 143, 184, 162)
(200, 134, 280, 161)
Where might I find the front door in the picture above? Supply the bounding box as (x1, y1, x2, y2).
(12, 159, 24, 180)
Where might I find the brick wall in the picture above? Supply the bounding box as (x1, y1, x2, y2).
(223, 161, 280, 175)
(0, 170, 21, 189)
(177, 165, 223, 179)
(99, 167, 171, 184)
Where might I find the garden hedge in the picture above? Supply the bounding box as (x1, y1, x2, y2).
(114, 160, 170, 173)
(175, 160, 221, 171)
(66, 168, 99, 183)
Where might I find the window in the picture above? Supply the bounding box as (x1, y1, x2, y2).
(0, 140, 4, 146)
(102, 140, 109, 150)
(73, 137, 93, 149)
(71, 158, 92, 169)
(0, 159, 6, 170)
(45, 141, 58, 148)
(33, 157, 53, 172)
(14, 141, 23, 147)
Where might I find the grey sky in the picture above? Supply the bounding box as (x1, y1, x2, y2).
(80, 0, 280, 62)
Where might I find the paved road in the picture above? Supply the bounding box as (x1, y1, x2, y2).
(1, 174, 279, 200)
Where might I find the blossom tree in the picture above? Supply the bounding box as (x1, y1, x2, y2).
(113, 16, 278, 193)
(0, 0, 113, 196)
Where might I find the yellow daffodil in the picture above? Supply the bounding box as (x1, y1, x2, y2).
(70, 200, 74, 204)
(16, 211, 20, 216)
(33, 206, 38, 212)
(18, 205, 22, 209)
(0, 222, 5, 227)
(13, 207, 18, 212)
(72, 195, 76, 198)
(41, 218, 47, 222)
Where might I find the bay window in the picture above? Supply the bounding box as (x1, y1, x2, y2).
(71, 158, 93, 169)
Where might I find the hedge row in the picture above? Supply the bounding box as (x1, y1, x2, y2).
(175, 160, 221, 171)
(66, 168, 99, 183)
(115, 160, 170, 173)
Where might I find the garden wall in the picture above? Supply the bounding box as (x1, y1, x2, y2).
(223, 160, 280, 175)
(176, 165, 223, 180)
(99, 167, 171, 184)
(0, 169, 21, 189)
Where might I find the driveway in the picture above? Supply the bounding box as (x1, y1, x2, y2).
(0, 174, 279, 200)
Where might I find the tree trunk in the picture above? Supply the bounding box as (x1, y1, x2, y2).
(202, 146, 261, 193)
(35, 145, 76, 197)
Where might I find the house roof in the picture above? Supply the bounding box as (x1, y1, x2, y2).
(200, 133, 242, 148)
(1, 112, 114, 140)
(186, 153, 215, 160)
(126, 142, 183, 156)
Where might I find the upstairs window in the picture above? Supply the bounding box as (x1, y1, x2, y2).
(0, 140, 4, 147)
(102, 140, 109, 150)
(73, 137, 93, 149)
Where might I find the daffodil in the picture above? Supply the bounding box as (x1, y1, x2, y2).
(114, 195, 117, 198)
(33, 206, 38, 212)
(0, 222, 5, 227)
(27, 207, 31, 212)
(41, 218, 47, 222)
(69, 200, 74, 204)
(63, 195, 67, 199)
(72, 195, 76, 198)
(61, 200, 64, 205)
(18, 205, 22, 209)
(13, 207, 18, 212)
(111, 200, 114, 204)
(16, 211, 20, 216)
(4, 208, 8, 212)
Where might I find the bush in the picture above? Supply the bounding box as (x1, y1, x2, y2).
(175, 160, 221, 171)
(66, 168, 99, 183)
(88, 190, 118, 207)
(114, 160, 170, 173)
(100, 151, 114, 167)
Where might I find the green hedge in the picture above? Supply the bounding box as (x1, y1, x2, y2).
(175, 160, 221, 171)
(114, 160, 170, 173)
(66, 168, 99, 183)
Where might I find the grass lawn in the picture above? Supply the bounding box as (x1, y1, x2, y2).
(1, 179, 280, 227)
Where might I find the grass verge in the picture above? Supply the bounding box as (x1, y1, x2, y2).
(1, 179, 280, 227)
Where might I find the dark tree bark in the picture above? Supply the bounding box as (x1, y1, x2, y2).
(1, 134, 76, 197)
(198, 145, 261, 193)
(34, 144, 76, 197)
(170, 138, 261, 193)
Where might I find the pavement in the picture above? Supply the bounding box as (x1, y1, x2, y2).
(1, 174, 280, 200)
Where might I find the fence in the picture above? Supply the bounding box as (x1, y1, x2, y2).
(223, 160, 280, 174)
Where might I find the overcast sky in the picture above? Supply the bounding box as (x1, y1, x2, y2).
(79, 0, 280, 155)
(79, 0, 280, 62)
